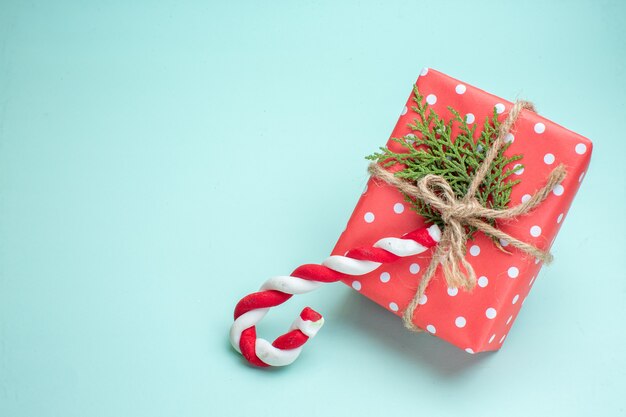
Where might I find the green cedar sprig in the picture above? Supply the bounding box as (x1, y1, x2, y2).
(366, 86, 523, 238)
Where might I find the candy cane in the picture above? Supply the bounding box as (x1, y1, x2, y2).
(230, 224, 441, 367)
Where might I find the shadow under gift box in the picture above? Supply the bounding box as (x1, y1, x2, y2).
(331, 68, 592, 353)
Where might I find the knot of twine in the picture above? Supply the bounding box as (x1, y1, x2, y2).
(368, 100, 567, 331)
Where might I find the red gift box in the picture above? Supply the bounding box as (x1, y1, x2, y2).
(331, 68, 592, 353)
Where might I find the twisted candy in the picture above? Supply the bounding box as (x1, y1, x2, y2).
(230, 224, 441, 367)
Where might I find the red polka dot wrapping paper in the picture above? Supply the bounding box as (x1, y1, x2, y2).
(331, 68, 592, 353)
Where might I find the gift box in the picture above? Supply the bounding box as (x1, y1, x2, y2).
(331, 68, 592, 353)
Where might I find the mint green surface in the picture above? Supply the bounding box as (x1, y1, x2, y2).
(1, 1, 625, 416)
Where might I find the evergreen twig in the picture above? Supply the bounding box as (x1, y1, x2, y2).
(366, 86, 523, 239)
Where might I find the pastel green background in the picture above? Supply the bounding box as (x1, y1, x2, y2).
(1, 1, 625, 416)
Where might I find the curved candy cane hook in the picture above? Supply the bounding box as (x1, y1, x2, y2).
(229, 224, 441, 367)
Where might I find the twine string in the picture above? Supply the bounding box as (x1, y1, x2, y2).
(368, 101, 567, 331)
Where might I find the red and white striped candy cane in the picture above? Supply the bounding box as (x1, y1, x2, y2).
(230, 224, 441, 367)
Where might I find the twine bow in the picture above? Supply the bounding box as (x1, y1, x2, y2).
(368, 100, 567, 331)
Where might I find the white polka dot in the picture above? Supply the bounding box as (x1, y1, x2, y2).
(557, 213, 564, 224)
(465, 113, 475, 124)
(512, 294, 520, 304)
(379, 272, 391, 283)
(426, 324, 436, 334)
(389, 302, 399, 312)
(499, 335, 506, 344)
(530, 225, 542, 237)
(455, 316, 466, 328)
(352, 281, 362, 290)
(455, 84, 467, 94)
(543, 153, 555, 165)
(508, 266, 519, 278)
(504, 133, 514, 143)
(579, 172, 585, 183)
(499, 239, 509, 247)
(535, 258, 541, 265)
(419, 294, 428, 305)
(420, 67, 429, 76)
(447, 287, 459, 296)
(485, 307, 497, 319)
(393, 202, 405, 214)
(426, 94, 437, 105)
(575, 143, 587, 155)
(477, 276, 488, 288)
(534, 122, 545, 134)
(495, 103, 505, 114)
(364, 212, 375, 223)
(401, 106, 407, 116)
(506, 315, 513, 325)
(529, 276, 536, 286)
(469, 245, 480, 256)
(521, 194, 531, 203)
(552, 184, 564, 196)
(513, 164, 524, 175)
(465, 348, 475, 354)
(409, 263, 420, 274)
(489, 334, 496, 343)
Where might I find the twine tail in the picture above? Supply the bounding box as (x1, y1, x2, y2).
(402, 245, 443, 332)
